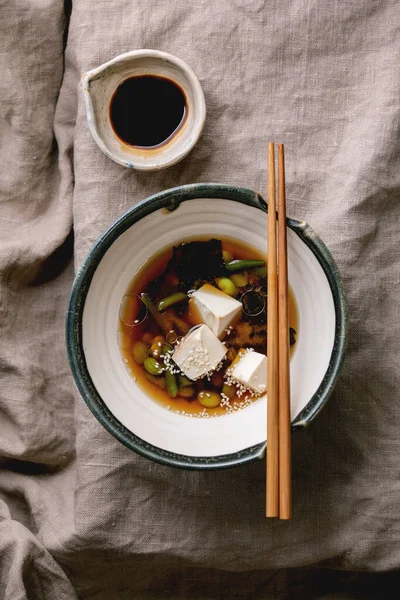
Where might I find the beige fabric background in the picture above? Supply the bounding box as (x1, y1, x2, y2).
(1, 0, 400, 598)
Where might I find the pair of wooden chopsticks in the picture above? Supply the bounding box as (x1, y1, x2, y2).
(266, 142, 292, 520)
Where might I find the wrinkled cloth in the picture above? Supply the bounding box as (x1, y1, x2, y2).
(1, 0, 400, 598)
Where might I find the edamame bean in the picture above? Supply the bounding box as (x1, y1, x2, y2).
(149, 341, 163, 358)
(217, 278, 237, 296)
(198, 390, 221, 408)
(132, 341, 149, 365)
(222, 383, 235, 399)
(142, 332, 153, 344)
(144, 357, 164, 375)
(230, 273, 248, 287)
(179, 387, 195, 398)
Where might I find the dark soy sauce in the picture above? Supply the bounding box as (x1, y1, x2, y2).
(109, 75, 187, 148)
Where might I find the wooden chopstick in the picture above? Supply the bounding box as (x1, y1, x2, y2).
(266, 142, 279, 518)
(278, 144, 292, 520)
(266, 142, 292, 519)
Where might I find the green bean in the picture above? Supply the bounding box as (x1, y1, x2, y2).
(217, 278, 237, 296)
(143, 357, 164, 376)
(159, 343, 178, 396)
(141, 293, 169, 333)
(226, 259, 265, 272)
(179, 386, 195, 398)
(165, 370, 178, 397)
(178, 374, 192, 387)
(157, 292, 188, 312)
(230, 273, 248, 287)
(161, 343, 173, 357)
(222, 250, 234, 263)
(222, 383, 235, 399)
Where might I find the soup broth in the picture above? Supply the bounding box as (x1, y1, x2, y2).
(118, 238, 298, 417)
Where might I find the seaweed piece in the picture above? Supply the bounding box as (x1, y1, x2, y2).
(168, 240, 226, 289)
(227, 322, 267, 353)
(290, 327, 297, 346)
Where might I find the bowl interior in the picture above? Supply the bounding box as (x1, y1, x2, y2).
(81, 198, 335, 458)
(84, 51, 205, 170)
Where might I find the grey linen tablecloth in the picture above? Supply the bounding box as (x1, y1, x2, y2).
(1, 0, 400, 598)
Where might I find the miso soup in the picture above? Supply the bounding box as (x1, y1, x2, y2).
(118, 238, 298, 417)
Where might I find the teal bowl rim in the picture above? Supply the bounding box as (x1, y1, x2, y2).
(66, 183, 348, 470)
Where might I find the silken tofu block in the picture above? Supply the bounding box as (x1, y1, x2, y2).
(189, 284, 242, 338)
(172, 324, 227, 380)
(231, 349, 267, 395)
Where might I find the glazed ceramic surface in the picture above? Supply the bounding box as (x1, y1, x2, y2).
(82, 50, 206, 171)
(67, 185, 347, 469)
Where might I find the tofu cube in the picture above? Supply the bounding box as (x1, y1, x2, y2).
(172, 324, 227, 381)
(189, 284, 242, 338)
(231, 350, 267, 395)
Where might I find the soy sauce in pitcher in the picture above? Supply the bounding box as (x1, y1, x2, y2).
(109, 75, 187, 148)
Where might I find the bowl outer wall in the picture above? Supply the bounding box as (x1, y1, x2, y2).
(66, 183, 348, 469)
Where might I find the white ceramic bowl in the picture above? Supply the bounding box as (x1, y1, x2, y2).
(82, 50, 206, 171)
(67, 184, 347, 469)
